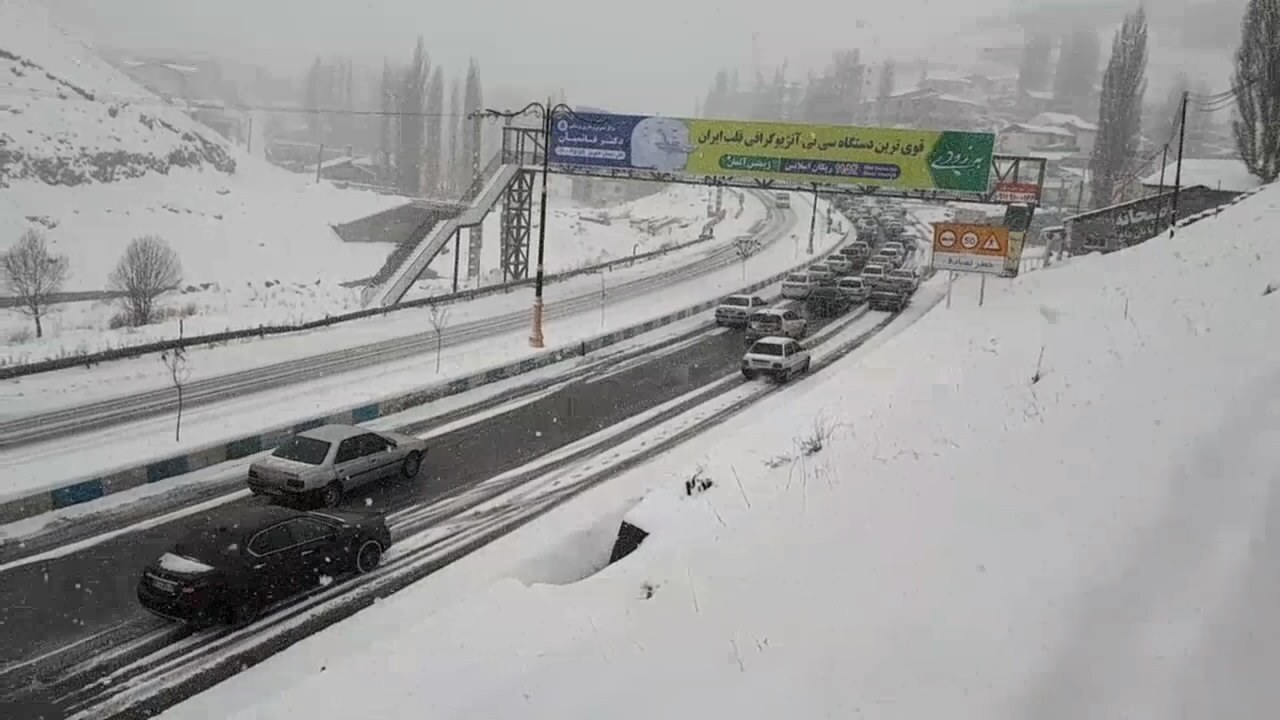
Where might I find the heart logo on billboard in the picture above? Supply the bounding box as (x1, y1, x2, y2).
(961, 232, 979, 249)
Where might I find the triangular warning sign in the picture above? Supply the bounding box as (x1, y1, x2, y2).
(981, 234, 1002, 251)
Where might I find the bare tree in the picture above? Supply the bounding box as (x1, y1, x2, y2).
(109, 235, 182, 326)
(427, 304, 450, 372)
(2, 228, 69, 339)
(160, 346, 191, 442)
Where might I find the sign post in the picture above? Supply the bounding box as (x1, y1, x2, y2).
(931, 222, 1011, 276)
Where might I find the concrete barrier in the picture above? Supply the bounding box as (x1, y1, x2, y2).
(0, 234, 852, 524)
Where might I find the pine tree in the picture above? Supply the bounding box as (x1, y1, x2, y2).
(304, 57, 324, 142)
(396, 37, 429, 195)
(423, 67, 445, 194)
(1053, 28, 1101, 113)
(1232, 0, 1280, 182)
(461, 59, 483, 191)
(1018, 33, 1054, 93)
(1090, 7, 1148, 207)
(447, 76, 463, 194)
(378, 59, 395, 173)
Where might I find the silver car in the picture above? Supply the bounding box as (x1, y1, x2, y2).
(247, 424, 429, 507)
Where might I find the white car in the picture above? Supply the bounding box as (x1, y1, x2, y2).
(861, 263, 889, 289)
(836, 276, 870, 302)
(881, 241, 906, 256)
(248, 424, 429, 507)
(745, 308, 807, 342)
(714, 294, 769, 327)
(781, 272, 816, 299)
(824, 256, 854, 274)
(886, 267, 920, 292)
(741, 336, 811, 382)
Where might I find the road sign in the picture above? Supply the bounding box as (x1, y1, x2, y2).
(993, 181, 1041, 204)
(932, 222, 1010, 275)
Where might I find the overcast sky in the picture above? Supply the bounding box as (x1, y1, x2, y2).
(46, 0, 1027, 114)
(44, 0, 1222, 113)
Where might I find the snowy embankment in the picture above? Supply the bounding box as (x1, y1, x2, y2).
(404, 179, 767, 299)
(163, 180, 1280, 720)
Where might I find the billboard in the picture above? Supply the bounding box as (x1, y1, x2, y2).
(549, 113, 996, 194)
(932, 222, 1010, 275)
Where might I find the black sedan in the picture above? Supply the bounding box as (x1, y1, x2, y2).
(137, 505, 392, 627)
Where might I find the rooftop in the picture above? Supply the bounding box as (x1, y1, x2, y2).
(1138, 158, 1262, 193)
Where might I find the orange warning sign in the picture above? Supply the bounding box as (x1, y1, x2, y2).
(932, 222, 1009, 257)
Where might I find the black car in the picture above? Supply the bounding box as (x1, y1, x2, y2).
(137, 505, 392, 626)
(806, 286, 854, 317)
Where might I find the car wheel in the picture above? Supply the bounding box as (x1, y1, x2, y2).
(742, 369, 757, 380)
(226, 599, 259, 628)
(401, 451, 422, 479)
(320, 481, 343, 508)
(355, 539, 384, 574)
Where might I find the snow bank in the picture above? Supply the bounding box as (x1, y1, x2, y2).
(162, 179, 1280, 720)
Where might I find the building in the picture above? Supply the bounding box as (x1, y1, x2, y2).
(1138, 158, 1262, 194)
(878, 88, 985, 129)
(1030, 112, 1099, 154)
(998, 122, 1078, 154)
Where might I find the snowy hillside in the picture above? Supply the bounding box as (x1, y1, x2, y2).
(0, 0, 407, 292)
(162, 179, 1280, 720)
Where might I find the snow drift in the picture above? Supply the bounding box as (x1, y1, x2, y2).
(161, 176, 1280, 719)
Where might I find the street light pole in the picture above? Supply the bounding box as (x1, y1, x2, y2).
(807, 183, 819, 254)
(530, 96, 554, 348)
(477, 100, 603, 347)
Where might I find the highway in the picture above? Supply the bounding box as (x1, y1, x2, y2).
(0, 293, 902, 720)
(0, 195, 795, 450)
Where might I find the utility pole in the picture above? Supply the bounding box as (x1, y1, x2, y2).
(807, 184, 819, 254)
(1169, 91, 1189, 239)
(1154, 143, 1169, 228)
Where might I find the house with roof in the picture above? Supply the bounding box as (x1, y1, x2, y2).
(1030, 112, 1099, 154)
(1138, 158, 1262, 194)
(998, 122, 1078, 155)
(877, 88, 986, 129)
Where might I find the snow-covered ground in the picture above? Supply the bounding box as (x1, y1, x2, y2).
(1, 2, 756, 366)
(404, 180, 766, 299)
(0, 180, 762, 365)
(0, 194, 845, 502)
(158, 177, 1280, 719)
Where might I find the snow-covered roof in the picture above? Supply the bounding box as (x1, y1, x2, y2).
(1138, 158, 1261, 193)
(1031, 112, 1098, 132)
(1004, 123, 1076, 138)
(936, 94, 983, 108)
(1024, 90, 1055, 101)
(921, 69, 971, 83)
(886, 87, 935, 100)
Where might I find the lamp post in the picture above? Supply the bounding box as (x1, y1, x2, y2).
(477, 99, 597, 348)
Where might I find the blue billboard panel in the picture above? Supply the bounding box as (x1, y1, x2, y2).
(548, 112, 644, 170)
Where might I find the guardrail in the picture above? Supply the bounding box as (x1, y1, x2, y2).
(1, 202, 753, 380)
(0, 227, 851, 524)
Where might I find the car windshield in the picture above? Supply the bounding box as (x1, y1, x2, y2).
(723, 296, 750, 306)
(748, 341, 784, 356)
(891, 270, 911, 278)
(840, 279, 863, 288)
(750, 313, 781, 326)
(863, 267, 884, 276)
(785, 274, 809, 283)
(271, 436, 330, 465)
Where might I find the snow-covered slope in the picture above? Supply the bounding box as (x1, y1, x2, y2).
(162, 179, 1280, 719)
(0, 0, 406, 291)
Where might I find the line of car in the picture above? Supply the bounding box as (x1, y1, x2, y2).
(134, 201, 919, 630)
(716, 199, 925, 383)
